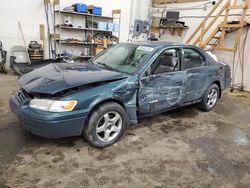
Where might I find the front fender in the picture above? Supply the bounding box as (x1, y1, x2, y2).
(88, 80, 139, 124)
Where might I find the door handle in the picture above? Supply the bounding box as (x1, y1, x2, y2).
(175, 81, 183, 84)
(149, 100, 159, 104)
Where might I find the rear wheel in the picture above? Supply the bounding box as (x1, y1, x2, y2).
(199, 84, 219, 112)
(83, 102, 128, 148)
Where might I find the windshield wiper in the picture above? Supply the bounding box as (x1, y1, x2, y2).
(96, 62, 115, 71)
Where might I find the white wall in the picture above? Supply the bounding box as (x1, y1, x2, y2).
(0, 0, 47, 59)
(213, 28, 250, 91)
(0, 0, 133, 62)
(128, 0, 151, 41)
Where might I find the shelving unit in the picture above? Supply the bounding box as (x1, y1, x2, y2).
(55, 25, 113, 32)
(151, 25, 189, 37)
(55, 39, 113, 46)
(54, 10, 114, 19)
(52, 0, 120, 59)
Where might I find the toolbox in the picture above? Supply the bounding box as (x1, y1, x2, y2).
(74, 3, 87, 13)
(87, 5, 102, 15)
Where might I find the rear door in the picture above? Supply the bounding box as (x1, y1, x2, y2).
(181, 47, 211, 103)
(138, 48, 187, 116)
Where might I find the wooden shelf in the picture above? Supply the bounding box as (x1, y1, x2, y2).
(152, 25, 189, 36)
(58, 41, 86, 45)
(159, 25, 189, 29)
(55, 40, 113, 46)
(55, 25, 112, 32)
(54, 10, 114, 20)
(153, 0, 205, 4)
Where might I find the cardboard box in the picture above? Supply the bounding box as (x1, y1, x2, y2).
(103, 39, 111, 48)
(113, 23, 120, 32)
(95, 47, 104, 55)
(97, 22, 107, 31)
(152, 17, 160, 27)
(107, 23, 114, 31)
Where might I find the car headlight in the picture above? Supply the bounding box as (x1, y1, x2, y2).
(29, 99, 77, 112)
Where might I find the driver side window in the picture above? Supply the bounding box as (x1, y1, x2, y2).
(150, 48, 180, 75)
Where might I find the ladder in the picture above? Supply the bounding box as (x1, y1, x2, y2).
(186, 0, 249, 52)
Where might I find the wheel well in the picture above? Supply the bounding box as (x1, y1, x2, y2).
(91, 99, 126, 113)
(83, 99, 126, 133)
(213, 81, 221, 98)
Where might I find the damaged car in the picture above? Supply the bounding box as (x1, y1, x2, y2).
(9, 42, 231, 147)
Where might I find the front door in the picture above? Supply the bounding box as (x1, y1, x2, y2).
(138, 48, 187, 116)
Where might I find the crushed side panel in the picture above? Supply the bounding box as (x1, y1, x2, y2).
(113, 81, 139, 124)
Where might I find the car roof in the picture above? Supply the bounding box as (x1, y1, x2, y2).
(120, 41, 196, 49)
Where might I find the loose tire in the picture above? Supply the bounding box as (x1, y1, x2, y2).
(199, 84, 219, 112)
(83, 102, 128, 148)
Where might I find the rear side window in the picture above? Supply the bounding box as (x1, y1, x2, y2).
(183, 48, 206, 69)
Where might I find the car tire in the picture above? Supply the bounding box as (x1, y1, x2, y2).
(83, 102, 128, 148)
(199, 84, 219, 112)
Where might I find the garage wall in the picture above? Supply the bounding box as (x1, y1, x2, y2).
(0, 0, 133, 64)
(151, 0, 250, 91)
(0, 0, 46, 59)
(214, 28, 250, 91)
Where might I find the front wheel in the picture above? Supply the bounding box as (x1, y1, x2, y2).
(83, 102, 128, 148)
(199, 84, 219, 112)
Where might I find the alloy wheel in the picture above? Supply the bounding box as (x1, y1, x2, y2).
(96, 111, 123, 142)
(207, 88, 218, 108)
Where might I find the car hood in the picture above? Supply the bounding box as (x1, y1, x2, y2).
(18, 63, 128, 95)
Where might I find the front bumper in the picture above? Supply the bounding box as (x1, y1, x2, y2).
(9, 94, 89, 138)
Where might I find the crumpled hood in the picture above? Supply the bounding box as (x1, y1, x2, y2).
(18, 63, 128, 95)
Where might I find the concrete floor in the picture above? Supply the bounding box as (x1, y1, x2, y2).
(1, 74, 250, 188)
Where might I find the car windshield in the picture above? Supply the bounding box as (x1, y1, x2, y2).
(91, 44, 155, 74)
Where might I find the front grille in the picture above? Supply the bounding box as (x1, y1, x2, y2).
(14, 89, 31, 104)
